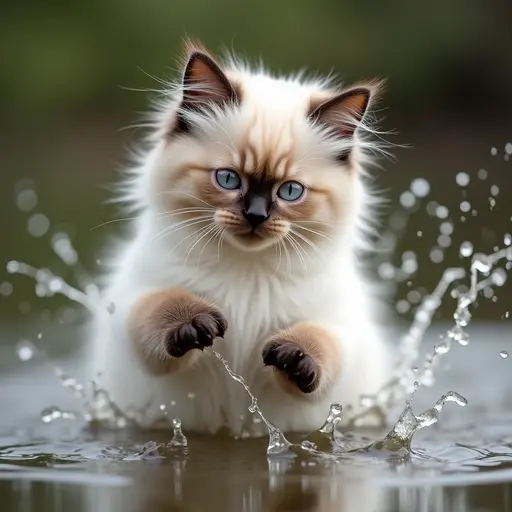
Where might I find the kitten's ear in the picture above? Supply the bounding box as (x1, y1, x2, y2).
(181, 51, 239, 112)
(308, 83, 379, 140)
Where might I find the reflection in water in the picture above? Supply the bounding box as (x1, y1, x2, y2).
(2, 459, 510, 512)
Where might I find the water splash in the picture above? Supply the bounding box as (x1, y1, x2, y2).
(169, 418, 188, 449)
(347, 245, 512, 428)
(41, 406, 76, 423)
(209, 349, 292, 455)
(55, 367, 136, 428)
(361, 391, 467, 454)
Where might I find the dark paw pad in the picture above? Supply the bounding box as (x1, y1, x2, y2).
(165, 311, 227, 358)
(262, 340, 319, 393)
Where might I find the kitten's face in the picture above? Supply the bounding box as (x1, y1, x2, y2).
(159, 126, 358, 254)
(150, 44, 380, 256)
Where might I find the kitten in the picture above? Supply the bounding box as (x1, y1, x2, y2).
(86, 40, 392, 434)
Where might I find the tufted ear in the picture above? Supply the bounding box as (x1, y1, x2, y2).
(181, 51, 239, 112)
(308, 86, 375, 140)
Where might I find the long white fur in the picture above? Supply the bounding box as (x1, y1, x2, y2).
(86, 53, 392, 434)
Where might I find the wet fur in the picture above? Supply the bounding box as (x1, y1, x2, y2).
(86, 40, 392, 434)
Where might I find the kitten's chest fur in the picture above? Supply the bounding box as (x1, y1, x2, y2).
(163, 256, 331, 349)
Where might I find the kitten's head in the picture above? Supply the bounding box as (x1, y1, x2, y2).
(137, 41, 386, 258)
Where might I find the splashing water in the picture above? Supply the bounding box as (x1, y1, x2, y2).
(210, 349, 291, 455)
(169, 418, 188, 449)
(5, 170, 511, 460)
(362, 390, 467, 454)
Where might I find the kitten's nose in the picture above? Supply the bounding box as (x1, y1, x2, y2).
(243, 196, 269, 228)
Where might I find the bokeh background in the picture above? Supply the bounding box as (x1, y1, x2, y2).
(1, 0, 511, 339)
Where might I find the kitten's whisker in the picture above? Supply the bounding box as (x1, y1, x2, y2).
(197, 225, 223, 265)
(90, 208, 214, 232)
(163, 190, 217, 209)
(184, 223, 218, 266)
(290, 229, 325, 259)
(151, 216, 212, 243)
(167, 224, 214, 255)
(295, 220, 336, 227)
(294, 224, 334, 241)
(285, 233, 308, 276)
(271, 239, 283, 279)
(90, 216, 139, 231)
(159, 207, 215, 216)
(290, 232, 312, 264)
(282, 237, 292, 274)
(216, 227, 226, 262)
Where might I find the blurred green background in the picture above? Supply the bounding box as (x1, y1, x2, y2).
(1, 0, 511, 332)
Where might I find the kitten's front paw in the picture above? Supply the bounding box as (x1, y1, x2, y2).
(262, 340, 319, 393)
(165, 310, 227, 358)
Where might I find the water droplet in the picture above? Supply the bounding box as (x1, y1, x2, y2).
(27, 213, 50, 237)
(170, 400, 177, 406)
(402, 258, 418, 274)
(434, 343, 450, 355)
(396, 300, 410, 314)
(407, 290, 422, 304)
(440, 222, 453, 235)
(459, 241, 474, 258)
(16, 189, 38, 212)
(505, 142, 512, 155)
(187, 392, 195, 399)
(37, 332, 43, 340)
(490, 147, 498, 156)
(426, 201, 438, 216)
(410, 178, 430, 197)
(435, 205, 449, 219)
(504, 234, 511, 247)
(416, 230, 423, 237)
(429, 248, 444, 264)
(472, 254, 491, 273)
(248, 397, 258, 413)
(41, 406, 75, 423)
(6, 261, 20, 274)
(460, 201, 471, 213)
(52, 233, 78, 266)
(490, 185, 500, 196)
(400, 191, 416, 209)
(437, 234, 452, 248)
(159, 404, 166, 411)
(16, 340, 35, 361)
(478, 168, 488, 180)
(455, 172, 470, 187)
(106, 302, 116, 314)
(504, 311, 510, 319)
(0, 282, 13, 297)
(500, 351, 509, 359)
(491, 268, 507, 287)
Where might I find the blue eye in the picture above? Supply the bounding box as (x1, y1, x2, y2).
(277, 181, 304, 201)
(215, 169, 241, 190)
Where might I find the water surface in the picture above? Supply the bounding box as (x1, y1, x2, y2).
(1, 323, 511, 511)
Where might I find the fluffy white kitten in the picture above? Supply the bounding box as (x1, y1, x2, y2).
(87, 40, 391, 434)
